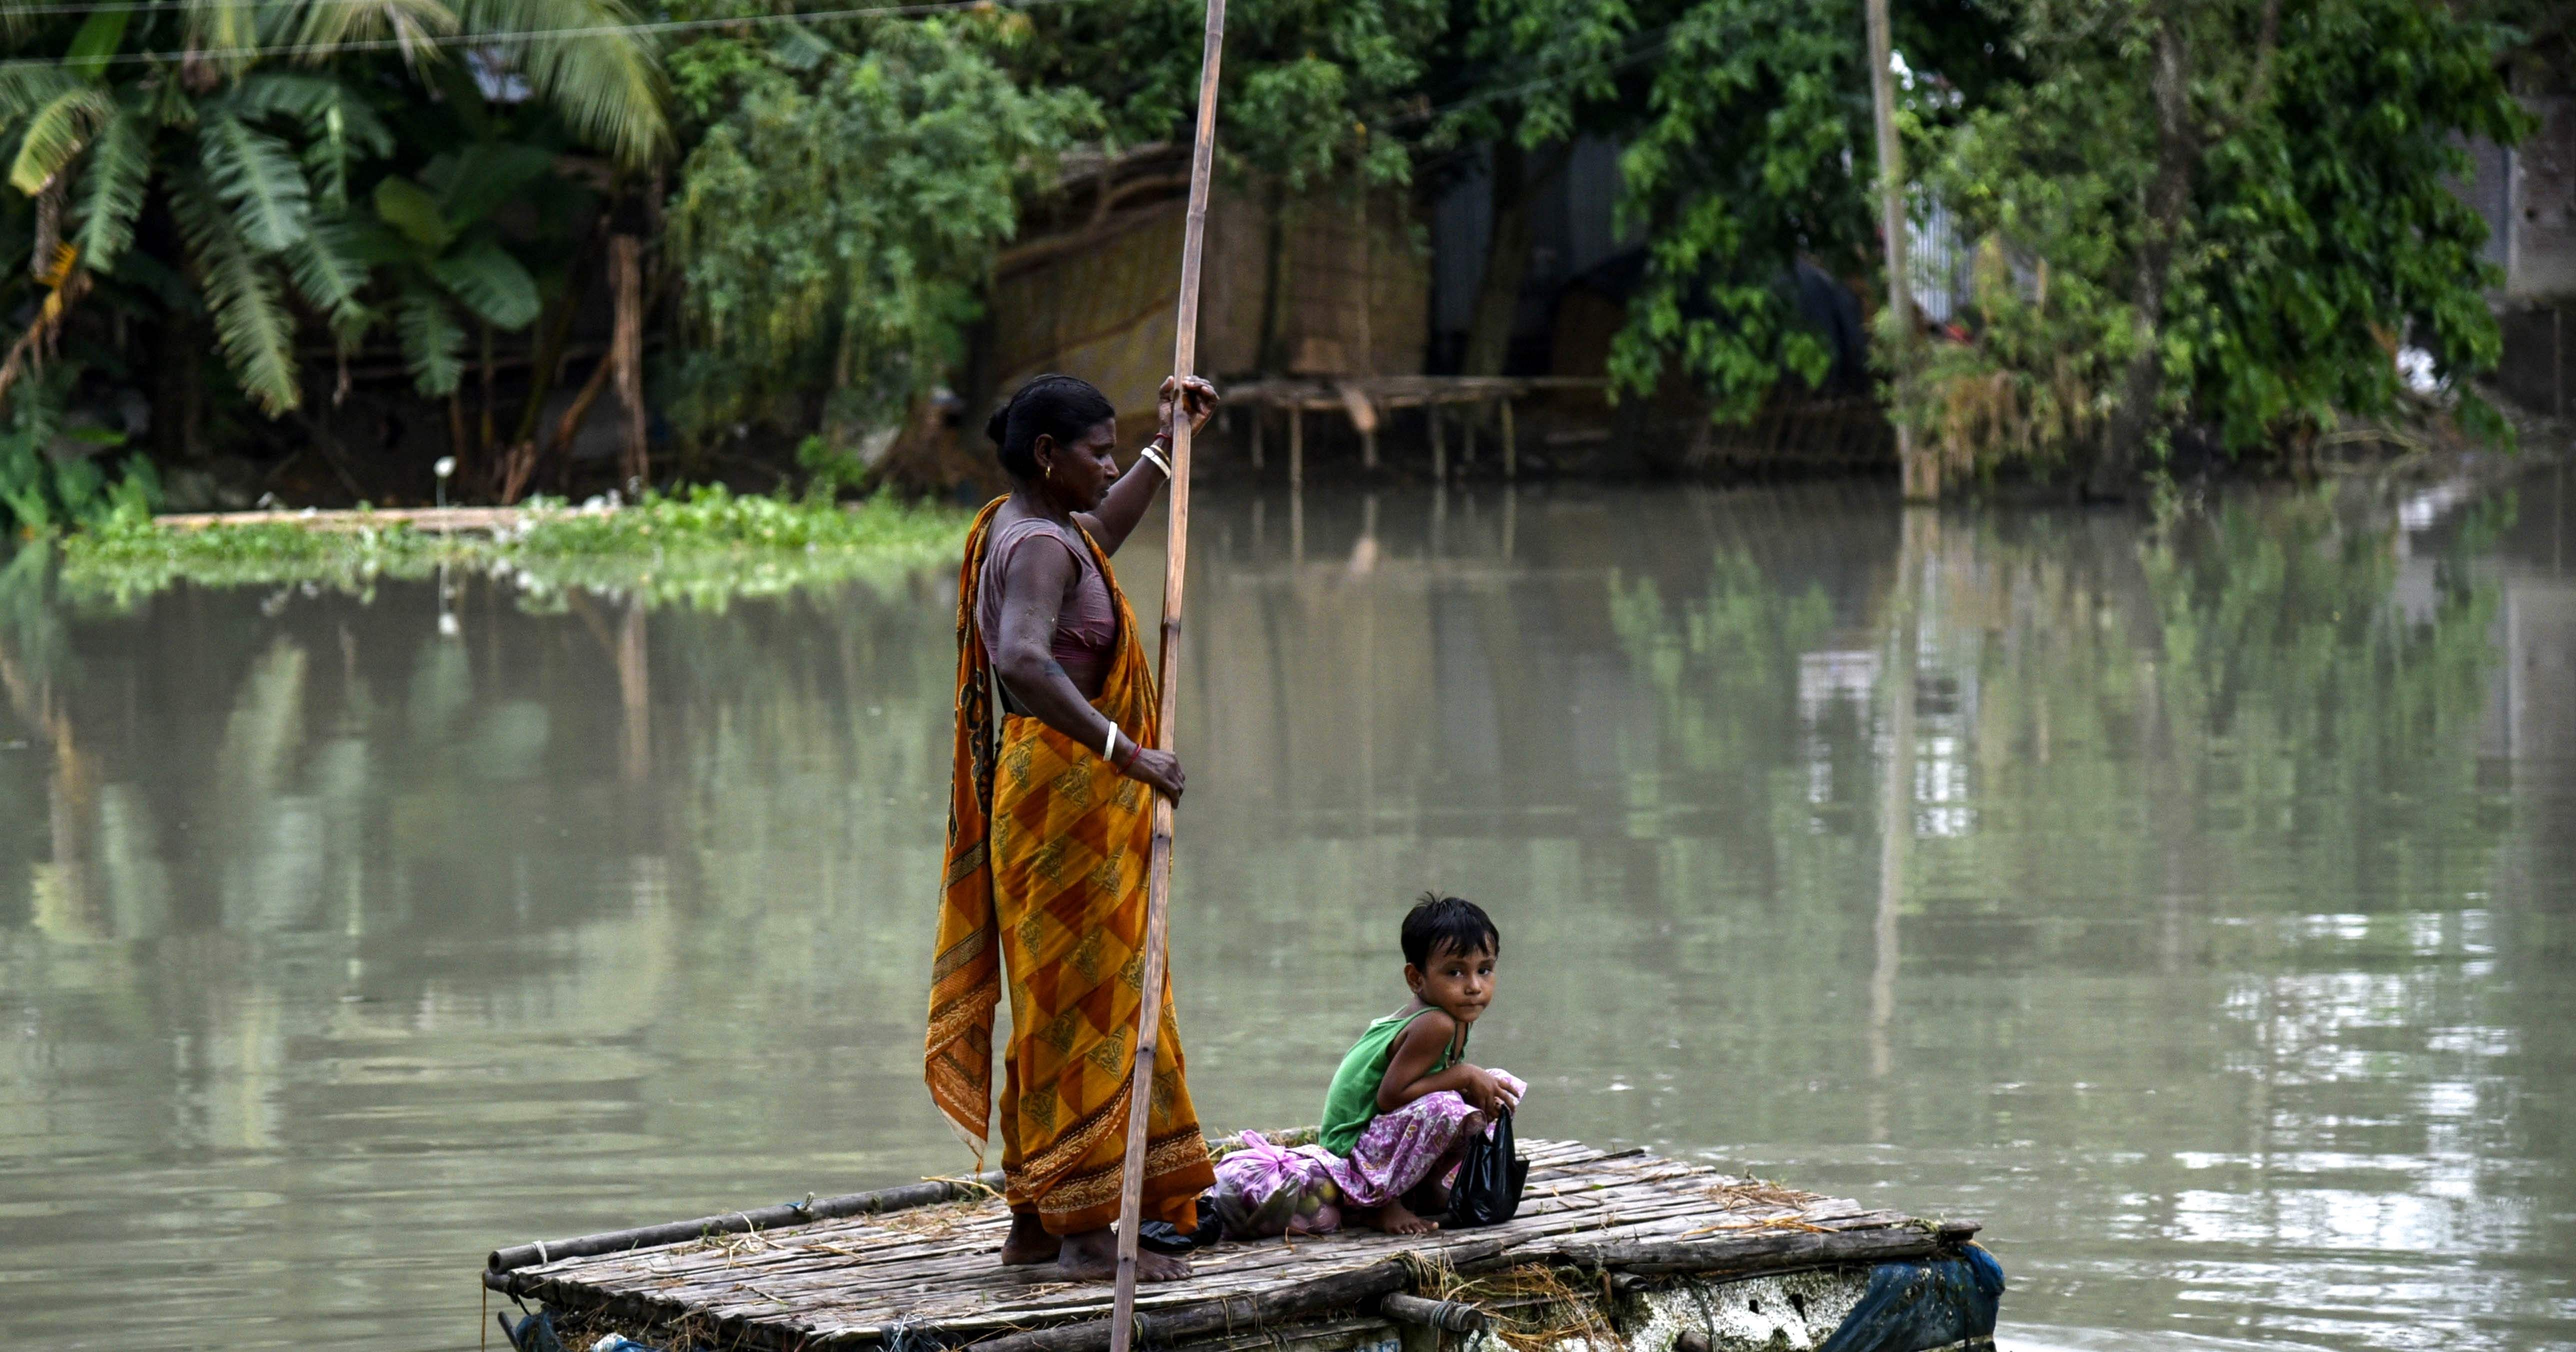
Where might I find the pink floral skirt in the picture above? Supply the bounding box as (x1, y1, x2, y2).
(1210, 1075, 1528, 1236)
(1316, 1090, 1487, 1206)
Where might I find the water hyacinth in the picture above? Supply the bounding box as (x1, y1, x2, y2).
(56, 487, 972, 612)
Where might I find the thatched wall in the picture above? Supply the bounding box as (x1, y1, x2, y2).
(988, 180, 1429, 423)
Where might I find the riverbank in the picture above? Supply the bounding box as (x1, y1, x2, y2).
(52, 487, 971, 610)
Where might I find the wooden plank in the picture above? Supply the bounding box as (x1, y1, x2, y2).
(489, 1174, 1002, 1273)
(484, 1142, 1981, 1352)
(964, 1242, 1506, 1352)
(524, 1180, 1802, 1312)
(534, 1210, 1916, 1335)
(522, 1160, 1746, 1310)
(158, 506, 542, 534)
(1528, 1224, 1947, 1274)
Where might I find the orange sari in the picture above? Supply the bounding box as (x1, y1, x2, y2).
(926, 500, 1214, 1235)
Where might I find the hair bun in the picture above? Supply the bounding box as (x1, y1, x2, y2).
(986, 374, 1113, 480)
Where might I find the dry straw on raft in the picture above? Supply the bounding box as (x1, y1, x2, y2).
(1402, 1252, 1624, 1352)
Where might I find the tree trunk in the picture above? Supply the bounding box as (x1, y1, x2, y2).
(495, 238, 598, 502)
(2094, 12, 2194, 500)
(510, 246, 591, 450)
(1460, 141, 1569, 378)
(1864, 0, 1936, 500)
(448, 391, 469, 472)
(30, 178, 64, 280)
(478, 322, 497, 461)
(609, 234, 648, 492)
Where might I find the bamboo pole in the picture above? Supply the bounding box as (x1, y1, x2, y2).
(1863, 0, 1934, 502)
(1108, 0, 1225, 1345)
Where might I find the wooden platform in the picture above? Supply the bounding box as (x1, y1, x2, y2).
(1224, 377, 1612, 482)
(484, 1140, 1980, 1352)
(152, 504, 584, 534)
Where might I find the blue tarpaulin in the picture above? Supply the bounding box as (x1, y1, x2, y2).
(1816, 1245, 2006, 1352)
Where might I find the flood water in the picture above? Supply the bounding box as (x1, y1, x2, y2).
(3, 469, 2571, 1352)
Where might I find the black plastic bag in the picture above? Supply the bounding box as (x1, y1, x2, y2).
(497, 1309, 568, 1352)
(1816, 1245, 2006, 1352)
(1445, 1106, 1528, 1227)
(1139, 1194, 1228, 1254)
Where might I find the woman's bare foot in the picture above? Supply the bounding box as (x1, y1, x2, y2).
(1000, 1213, 1061, 1266)
(1368, 1198, 1440, 1236)
(1056, 1226, 1192, 1282)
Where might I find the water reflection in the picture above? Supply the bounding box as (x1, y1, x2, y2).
(0, 470, 2569, 1351)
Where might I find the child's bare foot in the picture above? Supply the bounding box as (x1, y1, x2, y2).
(1370, 1198, 1440, 1236)
(1000, 1213, 1060, 1266)
(1056, 1226, 1192, 1282)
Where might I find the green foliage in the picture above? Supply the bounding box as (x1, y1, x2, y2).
(1902, 0, 2534, 474)
(0, 0, 667, 416)
(58, 486, 970, 610)
(167, 162, 310, 412)
(1900, 240, 2133, 478)
(1010, 0, 1445, 189)
(1604, 0, 1880, 420)
(662, 16, 1096, 440)
(0, 370, 158, 534)
(1448, 0, 2014, 420)
(0, 0, 2548, 491)
(2179, 0, 2530, 448)
(353, 145, 552, 394)
(1442, 0, 1642, 150)
(461, 0, 672, 170)
(795, 434, 874, 498)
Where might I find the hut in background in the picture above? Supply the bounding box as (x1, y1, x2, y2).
(979, 146, 1428, 428)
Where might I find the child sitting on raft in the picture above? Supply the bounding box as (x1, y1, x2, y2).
(1316, 894, 1526, 1234)
(1208, 894, 1524, 1238)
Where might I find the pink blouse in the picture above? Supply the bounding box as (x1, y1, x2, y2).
(976, 514, 1119, 698)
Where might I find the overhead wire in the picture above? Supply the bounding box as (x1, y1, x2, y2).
(0, 0, 1672, 130)
(0, 0, 1088, 68)
(4, 0, 456, 18)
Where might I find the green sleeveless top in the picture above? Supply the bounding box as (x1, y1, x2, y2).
(1318, 1007, 1462, 1156)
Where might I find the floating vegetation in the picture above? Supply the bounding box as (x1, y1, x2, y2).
(54, 487, 973, 611)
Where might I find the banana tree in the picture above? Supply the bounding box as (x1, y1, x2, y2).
(356, 142, 551, 396)
(0, 0, 666, 416)
(0, 48, 388, 408)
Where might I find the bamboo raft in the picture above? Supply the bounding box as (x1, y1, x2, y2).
(482, 1138, 1986, 1352)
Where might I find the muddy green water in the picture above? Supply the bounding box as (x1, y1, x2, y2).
(3, 472, 2570, 1352)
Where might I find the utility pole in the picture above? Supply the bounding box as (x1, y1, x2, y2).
(1865, 0, 1937, 502)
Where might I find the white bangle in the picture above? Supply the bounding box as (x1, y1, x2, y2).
(1138, 442, 1172, 478)
(1104, 722, 1122, 762)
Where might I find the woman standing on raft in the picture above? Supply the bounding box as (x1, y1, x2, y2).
(927, 372, 1221, 1282)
